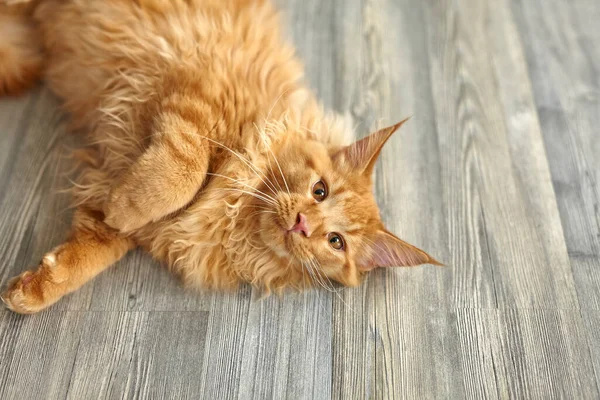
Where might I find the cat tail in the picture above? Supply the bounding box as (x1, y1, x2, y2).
(0, 1, 43, 96)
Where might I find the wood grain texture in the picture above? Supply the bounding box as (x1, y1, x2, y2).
(0, 0, 599, 398)
(582, 309, 600, 388)
(511, 0, 600, 310)
(427, 0, 578, 309)
(495, 309, 598, 398)
(511, 0, 600, 394)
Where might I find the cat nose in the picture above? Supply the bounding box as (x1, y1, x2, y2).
(290, 213, 310, 237)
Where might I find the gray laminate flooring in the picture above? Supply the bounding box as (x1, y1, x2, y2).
(1, 0, 599, 398)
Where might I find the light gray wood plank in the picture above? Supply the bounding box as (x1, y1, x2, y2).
(68, 311, 209, 399)
(198, 289, 332, 399)
(571, 255, 600, 310)
(486, 0, 579, 306)
(582, 309, 600, 388)
(371, 305, 458, 398)
(494, 309, 598, 399)
(511, 0, 600, 310)
(0, 91, 37, 179)
(336, 306, 503, 399)
(368, 0, 447, 308)
(87, 250, 212, 312)
(238, 291, 332, 399)
(426, 0, 578, 309)
(511, 0, 600, 393)
(198, 289, 252, 398)
(126, 311, 209, 399)
(0, 310, 83, 399)
(331, 285, 375, 399)
(319, 0, 452, 393)
(0, 311, 209, 399)
(65, 311, 144, 399)
(454, 309, 502, 399)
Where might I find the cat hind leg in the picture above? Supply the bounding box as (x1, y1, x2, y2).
(1, 208, 134, 314)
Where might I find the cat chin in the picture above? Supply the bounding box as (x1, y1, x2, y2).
(285, 232, 308, 255)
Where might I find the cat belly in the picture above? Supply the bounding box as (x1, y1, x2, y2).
(31, 0, 289, 210)
(33, 0, 281, 128)
(35, 0, 202, 127)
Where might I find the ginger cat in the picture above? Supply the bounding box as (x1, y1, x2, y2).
(0, 0, 440, 314)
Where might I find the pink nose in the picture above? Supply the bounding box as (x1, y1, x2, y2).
(289, 213, 310, 237)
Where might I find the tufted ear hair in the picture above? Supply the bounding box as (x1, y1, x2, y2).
(358, 229, 442, 270)
(332, 118, 409, 176)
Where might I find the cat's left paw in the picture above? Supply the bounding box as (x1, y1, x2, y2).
(2, 255, 64, 314)
(2, 270, 47, 314)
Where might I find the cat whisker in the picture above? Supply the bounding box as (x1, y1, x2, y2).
(310, 258, 337, 292)
(196, 134, 279, 196)
(222, 188, 277, 206)
(264, 139, 290, 196)
(266, 156, 285, 194)
(254, 123, 290, 196)
(301, 261, 332, 315)
(252, 129, 285, 195)
(305, 258, 331, 292)
(244, 212, 273, 221)
(305, 260, 325, 290)
(307, 258, 337, 293)
(310, 258, 354, 312)
(247, 207, 276, 214)
(243, 212, 277, 224)
(265, 87, 293, 123)
(206, 172, 278, 203)
(270, 151, 290, 196)
(253, 125, 280, 186)
(242, 204, 275, 214)
(301, 261, 318, 287)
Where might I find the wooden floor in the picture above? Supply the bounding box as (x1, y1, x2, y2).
(1, 0, 599, 398)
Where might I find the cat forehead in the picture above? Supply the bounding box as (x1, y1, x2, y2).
(324, 179, 381, 228)
(297, 140, 331, 167)
(276, 138, 331, 173)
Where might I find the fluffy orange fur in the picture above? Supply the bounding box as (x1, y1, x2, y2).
(0, 0, 440, 314)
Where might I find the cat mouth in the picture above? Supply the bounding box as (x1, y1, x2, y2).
(274, 213, 294, 233)
(264, 213, 307, 258)
(275, 220, 288, 233)
(283, 231, 309, 258)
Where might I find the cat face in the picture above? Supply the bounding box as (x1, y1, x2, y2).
(257, 119, 440, 287)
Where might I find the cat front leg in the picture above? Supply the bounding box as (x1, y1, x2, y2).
(103, 112, 210, 232)
(1, 208, 134, 314)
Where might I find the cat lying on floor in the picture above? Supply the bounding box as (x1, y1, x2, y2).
(0, 0, 440, 314)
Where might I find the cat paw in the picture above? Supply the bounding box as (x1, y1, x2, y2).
(1, 255, 58, 314)
(1, 270, 46, 314)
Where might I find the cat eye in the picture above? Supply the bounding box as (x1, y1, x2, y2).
(312, 180, 328, 202)
(328, 233, 345, 251)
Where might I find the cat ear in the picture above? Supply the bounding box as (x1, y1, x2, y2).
(334, 117, 410, 175)
(358, 229, 442, 270)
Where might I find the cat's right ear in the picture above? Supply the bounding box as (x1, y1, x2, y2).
(357, 229, 442, 270)
(332, 118, 409, 176)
